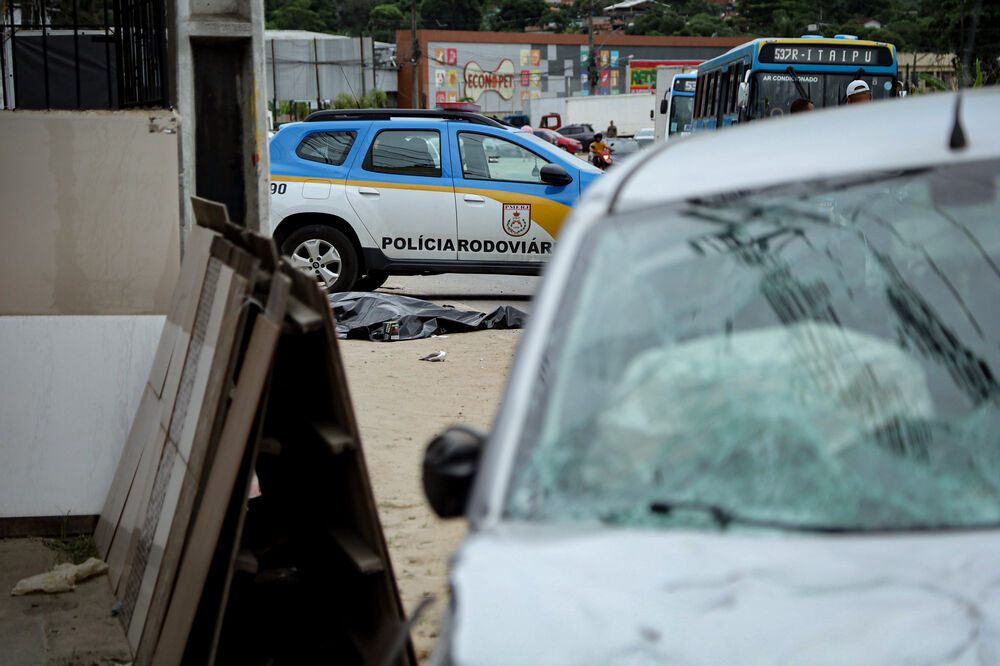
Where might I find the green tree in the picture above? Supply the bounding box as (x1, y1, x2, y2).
(267, 0, 327, 32)
(626, 4, 685, 35)
(481, 0, 550, 30)
(921, 0, 1000, 85)
(369, 3, 408, 42)
(419, 0, 483, 30)
(682, 12, 739, 36)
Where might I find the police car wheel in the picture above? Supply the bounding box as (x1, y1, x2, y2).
(282, 225, 358, 292)
(354, 270, 389, 291)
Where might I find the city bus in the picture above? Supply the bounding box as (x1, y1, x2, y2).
(654, 73, 697, 143)
(692, 36, 899, 131)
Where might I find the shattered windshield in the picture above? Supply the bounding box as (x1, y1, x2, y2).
(506, 158, 1000, 532)
(751, 72, 897, 118)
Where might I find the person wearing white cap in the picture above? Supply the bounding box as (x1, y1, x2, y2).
(846, 79, 872, 104)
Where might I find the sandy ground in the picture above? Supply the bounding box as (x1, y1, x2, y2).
(339, 325, 522, 663)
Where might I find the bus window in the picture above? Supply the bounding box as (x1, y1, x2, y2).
(694, 74, 708, 118)
(708, 72, 717, 117)
(733, 63, 744, 111)
(726, 68, 736, 114)
(732, 65, 743, 111)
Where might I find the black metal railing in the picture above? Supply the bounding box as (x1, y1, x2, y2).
(113, 0, 168, 107)
(1, 0, 167, 109)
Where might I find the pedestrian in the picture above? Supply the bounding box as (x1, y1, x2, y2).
(846, 80, 872, 105)
(790, 98, 814, 113)
(605, 120, 618, 138)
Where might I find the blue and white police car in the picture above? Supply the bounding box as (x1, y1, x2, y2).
(267, 109, 603, 291)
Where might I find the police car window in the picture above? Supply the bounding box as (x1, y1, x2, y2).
(458, 132, 546, 184)
(296, 131, 357, 166)
(367, 130, 441, 177)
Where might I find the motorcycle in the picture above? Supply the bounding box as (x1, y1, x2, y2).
(591, 148, 614, 170)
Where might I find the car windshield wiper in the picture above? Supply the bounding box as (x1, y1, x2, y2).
(649, 500, 855, 533)
(785, 66, 811, 103)
(650, 500, 1000, 533)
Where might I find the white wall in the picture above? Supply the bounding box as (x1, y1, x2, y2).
(0, 110, 179, 517)
(0, 110, 180, 316)
(0, 315, 165, 517)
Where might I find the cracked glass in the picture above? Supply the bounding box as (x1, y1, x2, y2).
(506, 158, 1000, 532)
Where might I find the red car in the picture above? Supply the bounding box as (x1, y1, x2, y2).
(530, 127, 582, 154)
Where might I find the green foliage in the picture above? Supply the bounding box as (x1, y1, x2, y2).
(334, 89, 391, 108)
(266, 0, 326, 31)
(419, 0, 483, 30)
(481, 0, 550, 31)
(681, 12, 739, 36)
(43, 519, 98, 566)
(626, 5, 685, 35)
(369, 3, 408, 42)
(918, 71, 948, 90)
(920, 0, 1000, 84)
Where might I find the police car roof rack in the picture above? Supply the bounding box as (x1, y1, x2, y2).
(304, 109, 508, 128)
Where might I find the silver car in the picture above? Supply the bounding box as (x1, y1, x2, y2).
(424, 89, 1000, 664)
(633, 126, 655, 148)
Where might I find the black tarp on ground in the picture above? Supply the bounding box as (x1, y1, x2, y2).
(329, 292, 527, 341)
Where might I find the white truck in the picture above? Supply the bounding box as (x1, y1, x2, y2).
(653, 65, 699, 144)
(525, 93, 656, 136)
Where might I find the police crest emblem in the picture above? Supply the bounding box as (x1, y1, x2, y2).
(502, 203, 531, 237)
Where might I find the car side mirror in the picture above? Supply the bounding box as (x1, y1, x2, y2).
(540, 163, 573, 186)
(737, 81, 749, 109)
(659, 98, 668, 114)
(422, 426, 485, 518)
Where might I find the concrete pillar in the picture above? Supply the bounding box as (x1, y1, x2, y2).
(172, 0, 270, 249)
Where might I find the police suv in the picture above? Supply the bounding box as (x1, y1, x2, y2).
(267, 109, 603, 291)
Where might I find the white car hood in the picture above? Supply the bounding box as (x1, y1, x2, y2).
(448, 526, 1000, 665)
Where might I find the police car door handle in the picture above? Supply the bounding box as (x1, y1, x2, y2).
(463, 194, 486, 203)
(359, 187, 380, 196)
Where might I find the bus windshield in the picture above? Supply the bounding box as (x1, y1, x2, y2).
(669, 96, 694, 135)
(751, 72, 897, 118)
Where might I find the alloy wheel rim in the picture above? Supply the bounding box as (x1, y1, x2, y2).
(289, 238, 341, 289)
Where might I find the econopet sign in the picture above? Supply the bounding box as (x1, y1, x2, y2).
(463, 59, 516, 102)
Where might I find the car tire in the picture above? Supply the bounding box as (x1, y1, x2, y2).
(353, 269, 389, 291)
(281, 225, 358, 292)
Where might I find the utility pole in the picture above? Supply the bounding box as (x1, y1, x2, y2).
(960, 0, 982, 87)
(360, 34, 367, 98)
(588, 0, 596, 95)
(410, 0, 419, 108)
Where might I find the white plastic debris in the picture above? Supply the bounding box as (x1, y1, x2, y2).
(11, 557, 109, 596)
(420, 350, 447, 362)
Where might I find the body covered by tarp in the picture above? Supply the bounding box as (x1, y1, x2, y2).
(329, 292, 527, 341)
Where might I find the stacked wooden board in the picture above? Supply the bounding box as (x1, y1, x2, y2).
(95, 198, 415, 666)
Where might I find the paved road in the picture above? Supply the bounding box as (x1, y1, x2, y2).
(378, 273, 541, 313)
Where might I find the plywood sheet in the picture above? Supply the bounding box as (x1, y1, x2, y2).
(95, 385, 160, 557)
(96, 226, 217, 558)
(118, 261, 242, 650)
(148, 315, 281, 666)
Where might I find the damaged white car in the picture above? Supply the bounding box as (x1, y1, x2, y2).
(422, 88, 1000, 665)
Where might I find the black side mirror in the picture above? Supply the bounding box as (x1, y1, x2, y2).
(660, 98, 668, 114)
(539, 163, 573, 186)
(422, 426, 485, 518)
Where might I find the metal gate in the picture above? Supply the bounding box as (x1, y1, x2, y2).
(1, 0, 168, 109)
